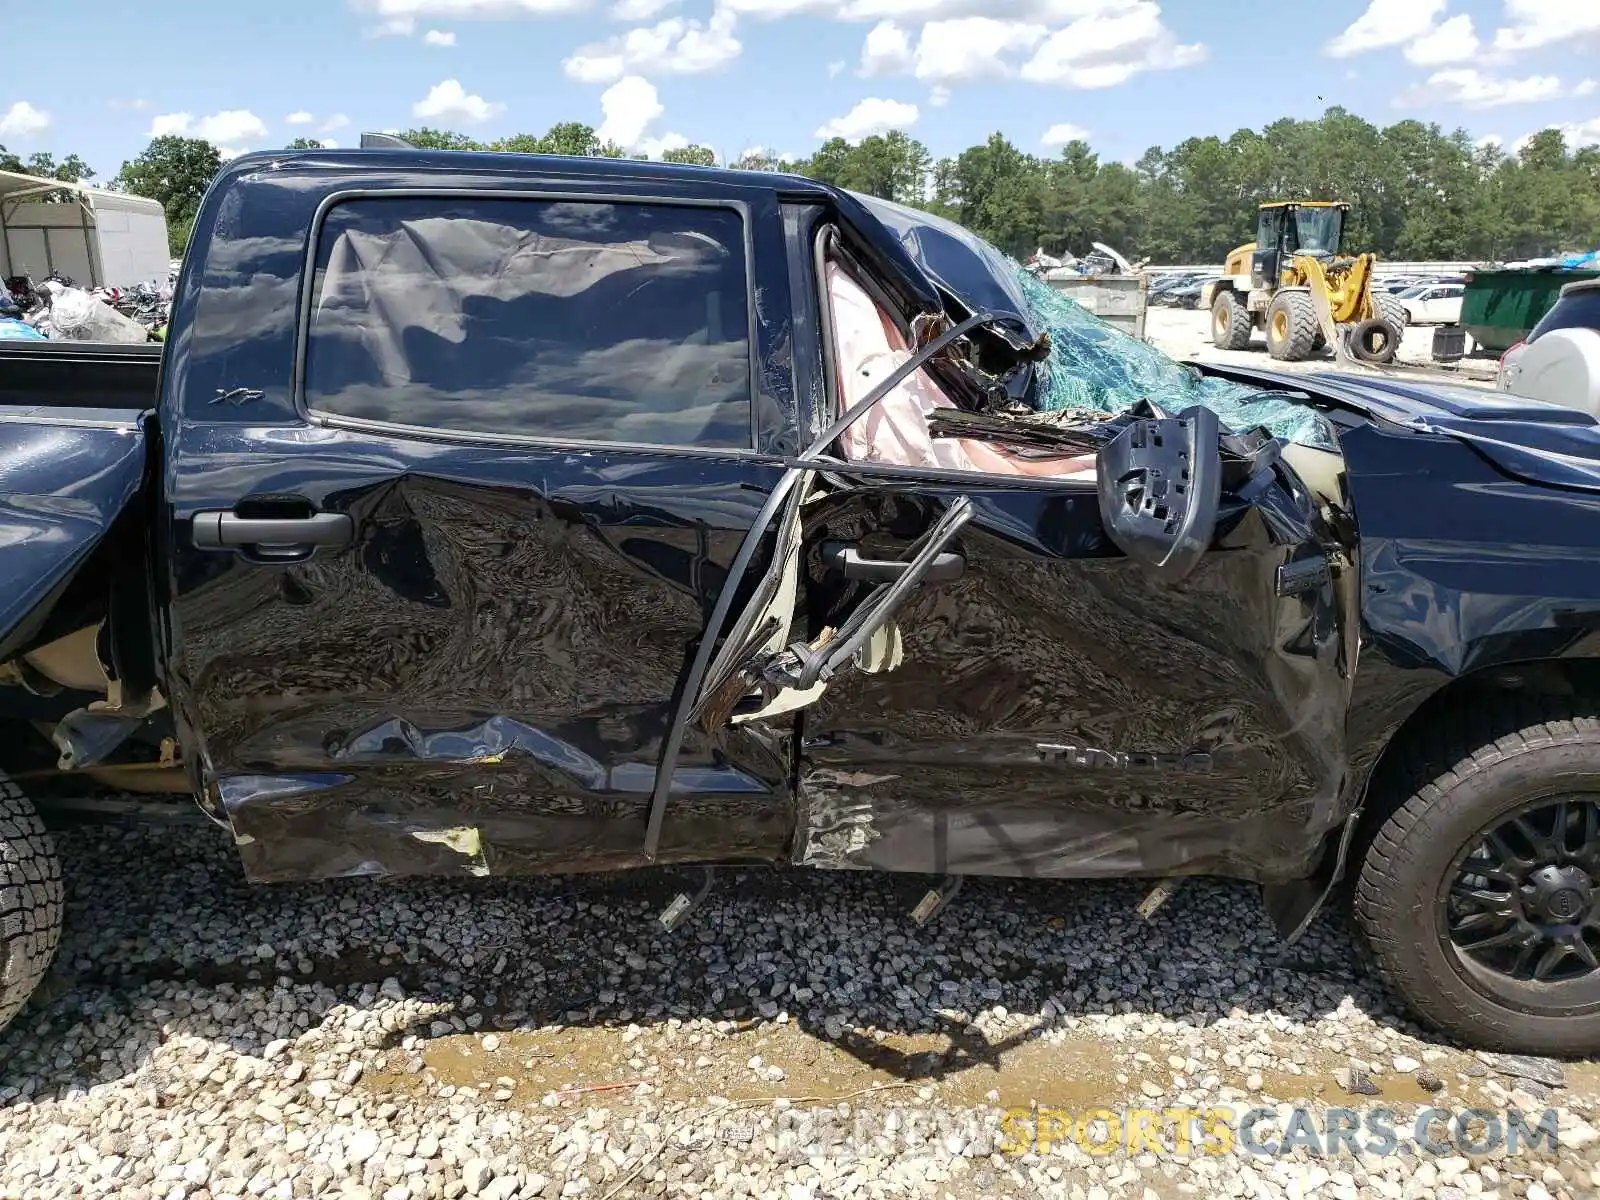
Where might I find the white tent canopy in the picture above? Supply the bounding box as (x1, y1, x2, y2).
(0, 170, 169, 288)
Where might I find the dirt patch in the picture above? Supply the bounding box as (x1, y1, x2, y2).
(359, 1020, 1127, 1109)
(358, 1018, 1600, 1116)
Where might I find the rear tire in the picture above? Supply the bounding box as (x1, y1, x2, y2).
(1211, 290, 1253, 350)
(1264, 291, 1318, 361)
(0, 773, 63, 1035)
(1354, 698, 1600, 1055)
(1374, 292, 1409, 347)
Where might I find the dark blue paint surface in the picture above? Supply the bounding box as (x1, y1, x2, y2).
(0, 411, 146, 660)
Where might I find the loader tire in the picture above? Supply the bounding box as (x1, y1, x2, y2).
(1374, 291, 1408, 355)
(1211, 290, 1253, 350)
(1348, 318, 1398, 364)
(1265, 291, 1319, 361)
(1353, 696, 1600, 1056)
(0, 773, 63, 1035)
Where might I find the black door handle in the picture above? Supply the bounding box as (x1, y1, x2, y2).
(192, 511, 353, 557)
(821, 542, 965, 583)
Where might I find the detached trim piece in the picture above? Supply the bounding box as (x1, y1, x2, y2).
(641, 307, 1002, 859)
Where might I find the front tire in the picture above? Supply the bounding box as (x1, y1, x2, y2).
(1211, 290, 1253, 350)
(1264, 291, 1319, 361)
(0, 773, 63, 1035)
(1354, 699, 1600, 1055)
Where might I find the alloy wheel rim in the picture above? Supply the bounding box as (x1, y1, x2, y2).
(1444, 796, 1600, 991)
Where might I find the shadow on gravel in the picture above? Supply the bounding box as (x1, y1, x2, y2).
(0, 821, 1414, 1108)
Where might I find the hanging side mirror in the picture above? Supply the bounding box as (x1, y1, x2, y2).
(1096, 403, 1221, 585)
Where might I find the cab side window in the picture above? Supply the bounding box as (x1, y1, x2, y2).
(304, 196, 754, 449)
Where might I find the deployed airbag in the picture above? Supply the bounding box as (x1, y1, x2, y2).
(827, 263, 1096, 479)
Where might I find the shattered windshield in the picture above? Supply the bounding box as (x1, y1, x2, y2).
(851, 192, 1337, 452)
(1014, 266, 1337, 450)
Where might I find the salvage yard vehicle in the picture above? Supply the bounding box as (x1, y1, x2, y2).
(1498, 278, 1600, 416)
(1205, 200, 1408, 364)
(1399, 283, 1465, 327)
(8, 146, 1600, 1057)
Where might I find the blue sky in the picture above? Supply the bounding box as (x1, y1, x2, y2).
(2, 1, 1598, 179)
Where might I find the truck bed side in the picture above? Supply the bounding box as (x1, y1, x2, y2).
(0, 342, 163, 411)
(0, 409, 148, 661)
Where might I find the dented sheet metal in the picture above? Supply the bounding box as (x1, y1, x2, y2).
(789, 464, 1357, 886)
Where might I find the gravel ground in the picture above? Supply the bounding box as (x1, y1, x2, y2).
(1142, 307, 1500, 385)
(2, 823, 1598, 1200)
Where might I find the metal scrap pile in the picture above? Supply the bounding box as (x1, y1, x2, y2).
(0, 271, 173, 342)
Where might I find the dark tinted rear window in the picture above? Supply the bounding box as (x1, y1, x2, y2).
(1531, 287, 1600, 342)
(304, 196, 753, 448)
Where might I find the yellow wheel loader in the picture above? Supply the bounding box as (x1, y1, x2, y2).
(1203, 201, 1407, 365)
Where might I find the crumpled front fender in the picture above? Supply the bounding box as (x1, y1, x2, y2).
(0, 411, 147, 661)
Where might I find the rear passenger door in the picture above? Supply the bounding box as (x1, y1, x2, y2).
(163, 178, 802, 883)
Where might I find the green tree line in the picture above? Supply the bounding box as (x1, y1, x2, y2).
(10, 106, 1598, 263)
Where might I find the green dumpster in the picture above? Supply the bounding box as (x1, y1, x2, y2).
(1462, 268, 1600, 354)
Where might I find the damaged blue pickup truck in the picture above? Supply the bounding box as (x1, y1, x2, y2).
(6, 146, 1600, 1057)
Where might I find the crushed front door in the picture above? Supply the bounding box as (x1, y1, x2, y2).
(656, 401, 1356, 885)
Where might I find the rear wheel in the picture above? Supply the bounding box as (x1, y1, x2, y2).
(0, 773, 63, 1034)
(1355, 699, 1600, 1055)
(1211, 290, 1253, 350)
(1374, 292, 1409, 344)
(1264, 291, 1319, 361)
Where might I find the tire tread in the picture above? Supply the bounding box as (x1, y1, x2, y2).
(1354, 694, 1600, 1052)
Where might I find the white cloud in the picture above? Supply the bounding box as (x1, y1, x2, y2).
(928, 84, 951, 106)
(610, 0, 679, 16)
(564, 10, 741, 83)
(0, 100, 50, 138)
(1020, 2, 1204, 88)
(596, 75, 664, 148)
(286, 111, 316, 125)
(814, 97, 919, 142)
(860, 20, 914, 75)
(1476, 133, 1503, 150)
(1577, 79, 1598, 98)
(148, 109, 269, 146)
(412, 79, 506, 123)
(149, 113, 193, 138)
(850, 4, 1197, 90)
(1404, 13, 1478, 65)
(1394, 68, 1566, 109)
(321, 114, 352, 133)
(366, 0, 588, 16)
(1042, 121, 1090, 145)
(197, 110, 269, 144)
(1325, 0, 1445, 58)
(638, 131, 692, 157)
(1552, 117, 1600, 147)
(368, 15, 418, 36)
(424, 28, 458, 44)
(1494, 1, 1600, 54)
(724, 0, 1161, 20)
(915, 17, 1047, 83)
(827, 59, 847, 78)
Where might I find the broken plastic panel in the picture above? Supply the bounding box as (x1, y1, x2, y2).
(1013, 268, 1338, 451)
(1096, 404, 1221, 585)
